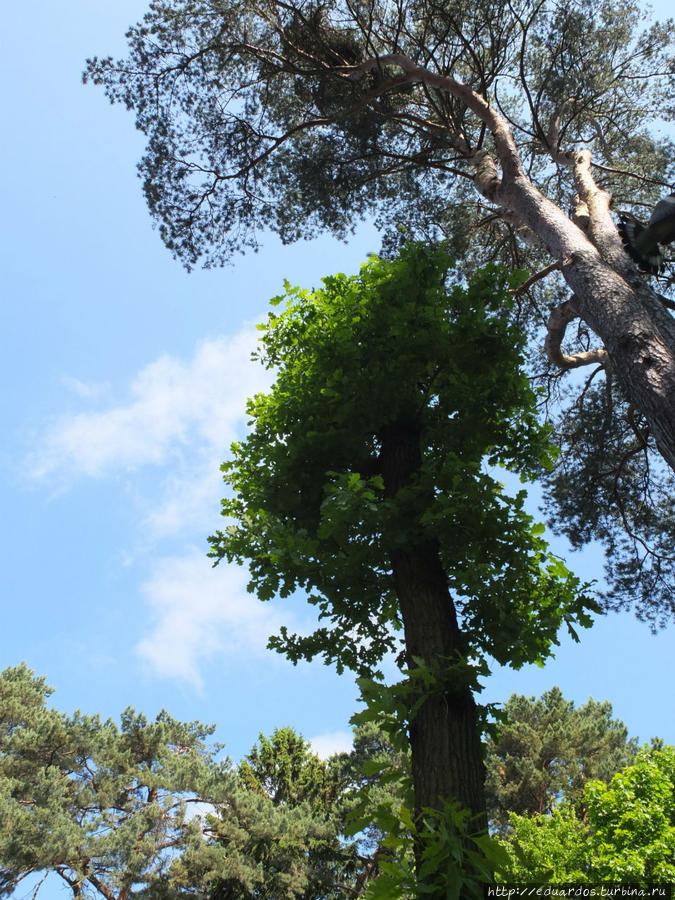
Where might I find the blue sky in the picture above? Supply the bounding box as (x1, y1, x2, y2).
(1, 0, 674, 870)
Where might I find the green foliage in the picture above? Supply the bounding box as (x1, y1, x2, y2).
(584, 746, 675, 882)
(349, 783, 510, 899)
(239, 726, 339, 812)
(499, 746, 675, 883)
(542, 379, 675, 627)
(200, 792, 351, 899)
(485, 687, 638, 831)
(84, 0, 675, 623)
(209, 244, 594, 679)
(498, 806, 589, 883)
(355, 801, 508, 900)
(205, 726, 368, 899)
(0, 664, 230, 898)
(83, 0, 674, 272)
(0, 666, 380, 899)
(346, 677, 509, 898)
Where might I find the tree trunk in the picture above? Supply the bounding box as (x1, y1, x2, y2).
(365, 57, 675, 473)
(495, 172, 675, 472)
(563, 251, 675, 471)
(379, 421, 487, 828)
(498, 162, 675, 472)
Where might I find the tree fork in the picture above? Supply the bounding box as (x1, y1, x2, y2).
(350, 55, 675, 474)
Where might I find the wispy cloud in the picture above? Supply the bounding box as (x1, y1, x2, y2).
(136, 548, 286, 689)
(60, 374, 112, 402)
(27, 329, 272, 485)
(308, 730, 355, 759)
(25, 326, 282, 685)
(27, 328, 273, 542)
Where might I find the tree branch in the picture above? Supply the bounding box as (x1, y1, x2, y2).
(344, 53, 524, 181)
(512, 261, 560, 296)
(545, 298, 609, 370)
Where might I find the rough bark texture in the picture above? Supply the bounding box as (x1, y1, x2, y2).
(353, 58, 675, 473)
(490, 141, 675, 472)
(561, 252, 675, 471)
(379, 421, 487, 832)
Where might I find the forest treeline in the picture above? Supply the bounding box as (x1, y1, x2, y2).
(1, 665, 672, 898)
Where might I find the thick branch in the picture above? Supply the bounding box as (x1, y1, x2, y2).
(346, 53, 524, 182)
(86, 873, 116, 900)
(545, 298, 609, 370)
(569, 149, 630, 269)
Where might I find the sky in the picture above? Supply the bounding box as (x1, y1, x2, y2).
(1, 1, 674, 893)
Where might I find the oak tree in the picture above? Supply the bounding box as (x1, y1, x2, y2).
(208, 245, 593, 889)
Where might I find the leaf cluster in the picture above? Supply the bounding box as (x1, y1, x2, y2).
(541, 377, 675, 627)
(499, 745, 675, 883)
(209, 244, 595, 680)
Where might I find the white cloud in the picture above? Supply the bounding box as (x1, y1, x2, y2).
(26, 327, 275, 546)
(23, 326, 302, 688)
(28, 329, 272, 484)
(308, 730, 354, 759)
(60, 374, 112, 402)
(184, 800, 219, 824)
(24, 326, 287, 686)
(136, 548, 285, 688)
(140, 453, 225, 541)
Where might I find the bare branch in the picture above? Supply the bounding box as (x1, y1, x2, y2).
(545, 298, 609, 370)
(511, 261, 560, 296)
(31, 871, 51, 900)
(626, 404, 649, 451)
(590, 161, 672, 189)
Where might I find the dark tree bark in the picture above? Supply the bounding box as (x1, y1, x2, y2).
(379, 421, 487, 832)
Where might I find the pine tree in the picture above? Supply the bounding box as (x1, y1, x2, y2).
(84, 0, 675, 622)
(0, 666, 378, 899)
(485, 687, 638, 832)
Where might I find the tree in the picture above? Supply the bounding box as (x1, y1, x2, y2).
(0, 665, 373, 899)
(84, 0, 675, 623)
(539, 377, 675, 628)
(208, 244, 594, 887)
(485, 687, 638, 832)
(239, 726, 341, 812)
(499, 745, 675, 883)
(0, 663, 230, 898)
(84, 0, 675, 470)
(239, 720, 409, 886)
(204, 726, 376, 899)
